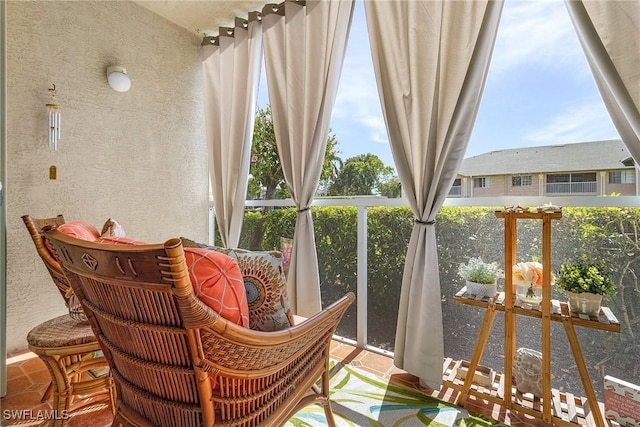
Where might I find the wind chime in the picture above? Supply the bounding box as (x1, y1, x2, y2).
(46, 84, 61, 150)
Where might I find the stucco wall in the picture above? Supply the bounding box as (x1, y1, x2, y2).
(6, 1, 209, 351)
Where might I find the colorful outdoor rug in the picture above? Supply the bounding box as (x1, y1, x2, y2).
(286, 363, 506, 427)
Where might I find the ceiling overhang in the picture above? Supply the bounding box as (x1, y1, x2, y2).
(133, 1, 270, 37)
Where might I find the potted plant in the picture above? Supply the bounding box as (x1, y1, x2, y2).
(458, 257, 503, 298)
(555, 256, 616, 316)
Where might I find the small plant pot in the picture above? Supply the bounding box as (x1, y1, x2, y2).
(567, 291, 602, 317)
(465, 280, 497, 299)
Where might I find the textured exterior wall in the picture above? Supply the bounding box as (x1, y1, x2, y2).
(6, 1, 209, 351)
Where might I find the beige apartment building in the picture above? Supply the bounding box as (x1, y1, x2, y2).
(450, 139, 638, 198)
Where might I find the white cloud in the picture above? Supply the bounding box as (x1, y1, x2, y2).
(491, 0, 587, 76)
(525, 99, 619, 145)
(360, 114, 388, 144)
(331, 0, 596, 151)
(332, 27, 389, 146)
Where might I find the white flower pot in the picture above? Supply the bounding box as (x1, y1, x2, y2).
(465, 280, 497, 299)
(567, 291, 602, 317)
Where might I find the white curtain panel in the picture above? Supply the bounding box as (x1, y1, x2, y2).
(262, 0, 354, 317)
(364, 0, 503, 388)
(202, 15, 263, 248)
(565, 1, 640, 164)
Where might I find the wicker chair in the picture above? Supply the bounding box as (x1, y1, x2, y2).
(44, 228, 355, 427)
(21, 214, 116, 424)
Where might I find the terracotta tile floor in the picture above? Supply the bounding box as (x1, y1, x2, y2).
(2, 340, 565, 426)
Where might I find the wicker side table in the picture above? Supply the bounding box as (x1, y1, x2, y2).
(27, 314, 116, 426)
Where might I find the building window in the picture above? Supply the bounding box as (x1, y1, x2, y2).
(473, 177, 489, 188)
(546, 172, 597, 193)
(570, 172, 597, 182)
(547, 173, 570, 183)
(609, 170, 636, 184)
(512, 175, 532, 187)
(449, 178, 462, 196)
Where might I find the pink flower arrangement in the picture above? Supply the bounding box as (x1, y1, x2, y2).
(512, 262, 554, 288)
(512, 262, 555, 303)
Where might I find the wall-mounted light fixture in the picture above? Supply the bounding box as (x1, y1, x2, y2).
(107, 66, 131, 92)
(46, 84, 61, 150)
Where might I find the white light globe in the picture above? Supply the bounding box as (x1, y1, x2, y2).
(107, 66, 131, 92)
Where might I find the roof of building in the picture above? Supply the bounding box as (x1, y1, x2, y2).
(458, 139, 634, 177)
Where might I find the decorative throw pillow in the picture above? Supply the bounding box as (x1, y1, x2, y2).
(181, 238, 294, 332)
(100, 218, 126, 238)
(45, 221, 100, 256)
(280, 237, 293, 279)
(183, 248, 249, 328)
(57, 221, 101, 241)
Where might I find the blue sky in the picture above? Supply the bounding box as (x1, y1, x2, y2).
(256, 0, 620, 169)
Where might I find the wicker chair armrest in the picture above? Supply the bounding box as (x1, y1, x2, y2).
(195, 292, 355, 374)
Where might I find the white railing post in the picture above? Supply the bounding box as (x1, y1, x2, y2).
(357, 205, 368, 348)
(208, 207, 215, 246)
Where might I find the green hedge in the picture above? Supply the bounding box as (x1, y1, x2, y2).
(231, 206, 639, 325)
(227, 206, 640, 395)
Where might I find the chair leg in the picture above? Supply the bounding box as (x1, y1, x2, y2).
(108, 374, 117, 415)
(323, 400, 337, 427)
(31, 345, 114, 426)
(41, 381, 53, 403)
(321, 367, 336, 427)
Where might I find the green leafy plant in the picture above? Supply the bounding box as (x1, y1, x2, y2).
(555, 256, 616, 298)
(457, 257, 503, 284)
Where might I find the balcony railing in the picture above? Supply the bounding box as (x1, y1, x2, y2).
(213, 195, 640, 400)
(546, 181, 597, 194)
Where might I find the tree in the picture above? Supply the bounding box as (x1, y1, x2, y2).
(248, 107, 285, 200)
(247, 106, 342, 199)
(317, 133, 343, 196)
(378, 176, 402, 198)
(327, 153, 399, 197)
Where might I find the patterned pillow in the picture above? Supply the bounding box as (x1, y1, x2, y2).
(100, 218, 126, 237)
(181, 238, 294, 332)
(280, 237, 293, 279)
